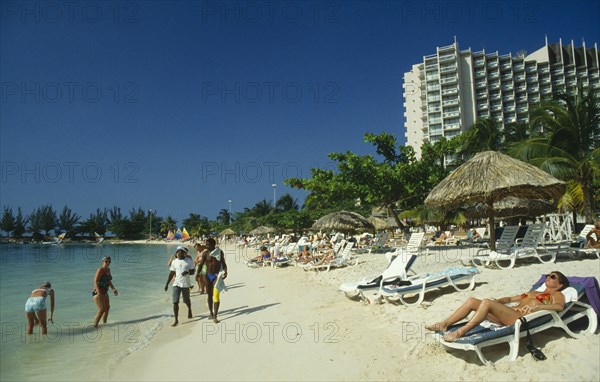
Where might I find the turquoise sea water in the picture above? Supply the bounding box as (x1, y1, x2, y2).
(0, 243, 203, 381)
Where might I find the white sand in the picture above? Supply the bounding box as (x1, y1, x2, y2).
(112, 244, 600, 381)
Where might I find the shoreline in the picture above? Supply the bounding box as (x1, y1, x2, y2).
(111, 245, 600, 381)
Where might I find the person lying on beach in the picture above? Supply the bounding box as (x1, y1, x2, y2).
(584, 220, 600, 249)
(425, 271, 569, 342)
(248, 246, 271, 264)
(25, 281, 55, 335)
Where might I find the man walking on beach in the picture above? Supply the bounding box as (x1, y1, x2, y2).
(197, 238, 228, 323)
(165, 246, 195, 326)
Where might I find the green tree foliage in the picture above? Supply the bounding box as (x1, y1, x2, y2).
(275, 193, 299, 212)
(79, 208, 110, 237)
(57, 206, 80, 233)
(13, 207, 27, 237)
(217, 209, 232, 226)
(183, 213, 211, 238)
(160, 216, 177, 236)
(510, 88, 600, 222)
(1, 206, 16, 236)
(285, 133, 455, 228)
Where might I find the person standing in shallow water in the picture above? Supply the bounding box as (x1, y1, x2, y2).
(93, 256, 118, 328)
(197, 238, 228, 323)
(165, 247, 194, 326)
(25, 281, 55, 335)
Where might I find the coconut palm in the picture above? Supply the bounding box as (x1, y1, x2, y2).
(455, 118, 503, 160)
(275, 193, 299, 212)
(510, 88, 600, 222)
(217, 209, 232, 225)
(160, 216, 177, 235)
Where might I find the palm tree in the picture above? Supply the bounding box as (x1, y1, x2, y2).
(252, 199, 273, 217)
(160, 216, 177, 235)
(510, 88, 600, 222)
(275, 193, 299, 212)
(455, 117, 503, 160)
(217, 209, 232, 225)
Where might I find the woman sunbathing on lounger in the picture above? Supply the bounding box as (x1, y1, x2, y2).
(584, 220, 600, 249)
(425, 271, 569, 342)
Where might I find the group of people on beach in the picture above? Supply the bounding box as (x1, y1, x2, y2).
(165, 238, 228, 326)
(25, 237, 228, 335)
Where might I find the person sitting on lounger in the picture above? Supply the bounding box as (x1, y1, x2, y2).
(425, 271, 570, 342)
(248, 246, 271, 264)
(584, 220, 600, 249)
(297, 245, 314, 264)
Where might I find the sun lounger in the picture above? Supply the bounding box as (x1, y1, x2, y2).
(433, 277, 599, 364)
(377, 267, 478, 307)
(339, 251, 417, 301)
(303, 242, 356, 272)
(471, 224, 556, 269)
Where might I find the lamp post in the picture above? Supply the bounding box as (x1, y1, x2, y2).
(228, 200, 232, 226)
(272, 184, 277, 208)
(148, 209, 152, 240)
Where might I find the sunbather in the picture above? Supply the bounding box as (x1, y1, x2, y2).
(584, 220, 600, 249)
(248, 246, 271, 264)
(425, 271, 570, 342)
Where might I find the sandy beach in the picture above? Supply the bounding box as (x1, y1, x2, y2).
(111, 243, 600, 381)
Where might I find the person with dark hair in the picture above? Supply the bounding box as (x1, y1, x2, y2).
(426, 271, 570, 342)
(165, 247, 195, 327)
(25, 281, 55, 335)
(93, 256, 118, 328)
(196, 238, 228, 323)
(194, 243, 208, 294)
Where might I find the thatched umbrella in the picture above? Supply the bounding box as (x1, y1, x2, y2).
(424, 151, 566, 250)
(312, 211, 375, 233)
(368, 216, 398, 230)
(462, 196, 557, 219)
(220, 228, 236, 236)
(249, 226, 275, 235)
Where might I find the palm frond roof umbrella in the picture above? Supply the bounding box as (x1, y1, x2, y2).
(220, 228, 236, 236)
(312, 210, 375, 233)
(249, 226, 275, 235)
(462, 196, 557, 219)
(424, 151, 566, 250)
(368, 216, 399, 231)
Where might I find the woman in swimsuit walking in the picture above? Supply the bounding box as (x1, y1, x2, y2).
(425, 271, 570, 341)
(25, 281, 55, 335)
(93, 256, 118, 328)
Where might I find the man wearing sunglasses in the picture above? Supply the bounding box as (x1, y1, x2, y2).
(426, 271, 570, 342)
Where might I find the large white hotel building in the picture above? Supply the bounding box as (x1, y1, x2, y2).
(403, 37, 600, 159)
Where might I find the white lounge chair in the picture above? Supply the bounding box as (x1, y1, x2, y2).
(339, 251, 417, 301)
(377, 267, 478, 307)
(473, 224, 556, 269)
(433, 278, 598, 364)
(303, 242, 356, 272)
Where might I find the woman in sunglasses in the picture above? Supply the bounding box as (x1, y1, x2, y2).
(426, 271, 569, 341)
(93, 256, 118, 328)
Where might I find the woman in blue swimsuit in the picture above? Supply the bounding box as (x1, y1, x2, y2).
(25, 281, 55, 335)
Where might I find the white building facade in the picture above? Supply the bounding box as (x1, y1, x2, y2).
(403, 38, 600, 159)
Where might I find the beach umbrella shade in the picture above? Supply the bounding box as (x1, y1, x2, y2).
(249, 226, 275, 235)
(424, 151, 566, 250)
(462, 196, 558, 219)
(312, 211, 375, 233)
(368, 216, 399, 230)
(220, 228, 236, 236)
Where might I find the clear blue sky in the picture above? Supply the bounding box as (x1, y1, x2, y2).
(1, 0, 599, 224)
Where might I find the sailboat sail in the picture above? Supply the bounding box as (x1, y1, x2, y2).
(174, 229, 183, 240)
(94, 232, 104, 244)
(182, 228, 190, 241)
(56, 232, 66, 244)
(166, 230, 175, 241)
